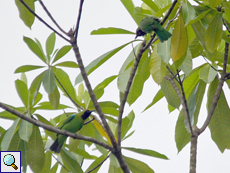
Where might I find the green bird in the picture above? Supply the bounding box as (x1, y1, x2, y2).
(135, 16, 172, 42)
(50, 110, 93, 153)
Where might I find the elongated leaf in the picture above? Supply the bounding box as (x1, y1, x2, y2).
(19, 113, 33, 142)
(205, 13, 222, 53)
(48, 86, 60, 109)
(186, 9, 210, 26)
(191, 20, 206, 48)
(207, 77, 230, 152)
(23, 36, 46, 63)
(43, 68, 56, 94)
(0, 111, 17, 120)
(160, 77, 180, 109)
(52, 45, 72, 63)
(1, 118, 20, 151)
(124, 156, 155, 173)
(179, 49, 192, 75)
(142, 0, 159, 12)
(14, 65, 44, 73)
(8, 131, 24, 151)
(15, 79, 28, 107)
(94, 75, 117, 90)
(35, 101, 69, 110)
(41, 151, 52, 173)
(127, 51, 150, 105)
(85, 155, 108, 173)
(150, 46, 166, 84)
(91, 27, 134, 35)
(182, 0, 196, 26)
(189, 37, 203, 58)
(120, 0, 136, 24)
(123, 147, 168, 159)
(171, 12, 188, 62)
(26, 125, 45, 173)
(46, 32, 56, 56)
(209, 0, 222, 8)
(15, 0, 35, 28)
(75, 41, 131, 84)
(60, 148, 83, 173)
(157, 39, 171, 64)
(199, 63, 217, 83)
(54, 61, 79, 68)
(143, 89, 164, 112)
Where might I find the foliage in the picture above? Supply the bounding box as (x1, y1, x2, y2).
(1, 0, 230, 172)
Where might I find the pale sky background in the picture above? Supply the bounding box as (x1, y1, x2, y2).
(1, 0, 230, 172)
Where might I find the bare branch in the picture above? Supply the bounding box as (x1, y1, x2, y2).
(74, 0, 84, 40)
(0, 102, 113, 151)
(38, 0, 68, 35)
(19, 0, 70, 43)
(199, 42, 229, 134)
(189, 126, 199, 173)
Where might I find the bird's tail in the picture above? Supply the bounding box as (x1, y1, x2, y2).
(155, 29, 172, 42)
(50, 138, 62, 153)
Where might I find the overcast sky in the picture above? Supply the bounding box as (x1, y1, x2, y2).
(1, 0, 230, 172)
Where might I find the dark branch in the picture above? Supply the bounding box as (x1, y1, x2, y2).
(19, 0, 70, 42)
(74, 0, 84, 40)
(199, 42, 229, 134)
(38, 0, 68, 35)
(0, 102, 113, 151)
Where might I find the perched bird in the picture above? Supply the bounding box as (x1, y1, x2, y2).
(50, 110, 93, 153)
(135, 16, 172, 42)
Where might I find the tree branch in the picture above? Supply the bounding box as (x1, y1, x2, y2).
(0, 102, 113, 151)
(199, 42, 229, 134)
(19, 0, 70, 42)
(38, 0, 68, 35)
(74, 0, 84, 40)
(86, 154, 110, 173)
(190, 126, 199, 173)
(164, 75, 193, 136)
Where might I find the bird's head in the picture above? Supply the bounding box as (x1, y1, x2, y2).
(82, 109, 94, 120)
(135, 27, 146, 39)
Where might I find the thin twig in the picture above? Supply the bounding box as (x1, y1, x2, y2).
(199, 51, 218, 71)
(19, 0, 70, 43)
(55, 75, 82, 110)
(84, 117, 95, 125)
(0, 102, 113, 151)
(177, 70, 194, 136)
(51, 154, 71, 173)
(199, 42, 229, 134)
(74, 0, 84, 40)
(38, 0, 68, 35)
(166, 65, 179, 83)
(86, 154, 110, 173)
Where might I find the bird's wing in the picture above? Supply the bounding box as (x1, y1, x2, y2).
(59, 114, 75, 130)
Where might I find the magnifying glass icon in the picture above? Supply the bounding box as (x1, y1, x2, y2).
(3, 154, 18, 170)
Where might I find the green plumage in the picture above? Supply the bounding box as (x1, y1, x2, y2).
(50, 110, 93, 153)
(136, 16, 172, 42)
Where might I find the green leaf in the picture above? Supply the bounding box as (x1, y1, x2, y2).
(179, 48, 192, 75)
(50, 163, 58, 173)
(191, 20, 206, 48)
(43, 68, 56, 94)
(171, 12, 188, 62)
(54, 61, 79, 68)
(54, 68, 79, 105)
(94, 75, 117, 90)
(123, 147, 168, 159)
(143, 89, 164, 112)
(157, 39, 171, 64)
(29, 72, 45, 107)
(127, 51, 150, 105)
(41, 151, 52, 173)
(15, 0, 35, 28)
(209, 0, 222, 8)
(48, 86, 60, 109)
(1, 118, 20, 151)
(75, 41, 131, 84)
(15, 79, 28, 107)
(189, 37, 203, 58)
(60, 148, 83, 173)
(142, 0, 159, 13)
(26, 125, 45, 173)
(23, 36, 46, 63)
(124, 156, 155, 173)
(14, 65, 45, 73)
(0, 110, 17, 120)
(120, 0, 136, 24)
(35, 102, 69, 110)
(160, 77, 180, 109)
(8, 130, 24, 151)
(150, 46, 166, 84)
(186, 9, 210, 26)
(52, 45, 72, 63)
(19, 113, 33, 142)
(205, 13, 223, 53)
(85, 155, 108, 173)
(46, 32, 56, 56)
(91, 27, 134, 35)
(182, 0, 196, 26)
(199, 63, 217, 83)
(207, 77, 230, 152)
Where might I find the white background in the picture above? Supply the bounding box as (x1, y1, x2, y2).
(0, 0, 230, 173)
